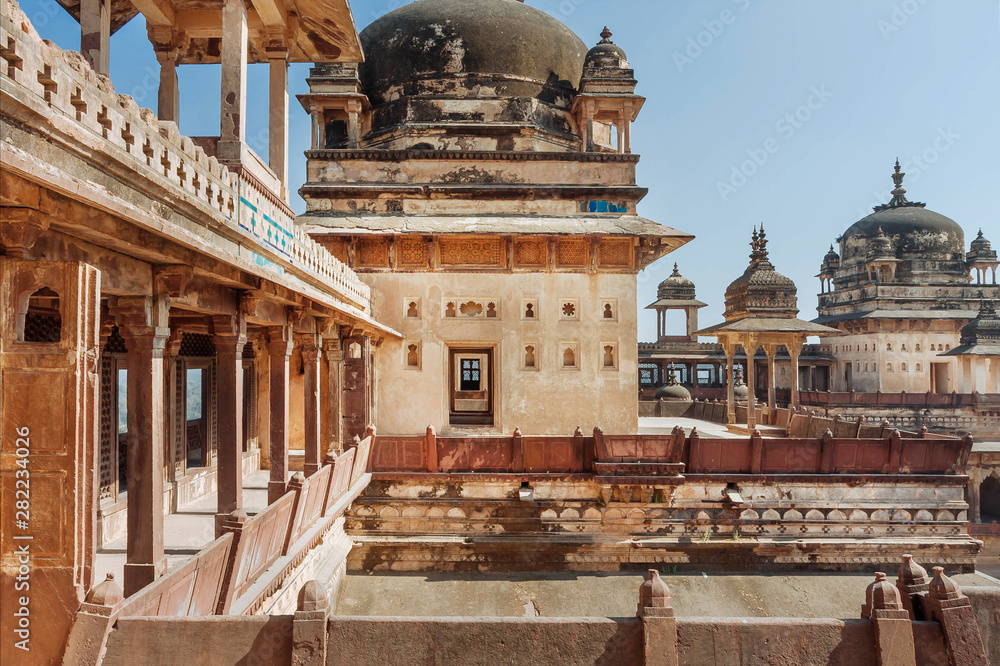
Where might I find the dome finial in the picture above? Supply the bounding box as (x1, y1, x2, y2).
(756, 224, 769, 263)
(671, 262, 680, 276)
(599, 26, 613, 43)
(750, 226, 759, 261)
(889, 158, 911, 206)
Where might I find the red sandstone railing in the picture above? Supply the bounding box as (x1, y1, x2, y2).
(370, 428, 972, 478)
(798, 390, 1000, 408)
(105, 435, 375, 622)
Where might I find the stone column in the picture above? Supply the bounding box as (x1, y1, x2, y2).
(764, 343, 777, 409)
(213, 314, 247, 536)
(299, 333, 322, 477)
(164, 330, 184, 491)
(218, 0, 248, 163)
(722, 338, 736, 424)
(80, 0, 110, 75)
(267, 326, 293, 503)
(347, 100, 361, 148)
(154, 46, 181, 123)
(113, 296, 170, 596)
(267, 44, 289, 198)
(744, 334, 758, 429)
(323, 336, 343, 458)
(788, 338, 803, 409)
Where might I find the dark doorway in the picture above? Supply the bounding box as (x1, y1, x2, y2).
(449, 347, 494, 426)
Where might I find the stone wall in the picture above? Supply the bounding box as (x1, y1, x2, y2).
(367, 271, 639, 436)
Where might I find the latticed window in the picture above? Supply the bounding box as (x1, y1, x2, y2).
(639, 363, 660, 386)
(460, 358, 481, 391)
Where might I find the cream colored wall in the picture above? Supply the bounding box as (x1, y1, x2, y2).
(824, 328, 961, 393)
(367, 271, 639, 436)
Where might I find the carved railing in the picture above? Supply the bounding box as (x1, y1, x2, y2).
(370, 427, 972, 477)
(798, 390, 1000, 408)
(0, 3, 370, 310)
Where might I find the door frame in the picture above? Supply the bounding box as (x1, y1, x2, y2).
(448, 346, 495, 426)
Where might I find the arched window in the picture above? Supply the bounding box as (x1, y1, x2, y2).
(901, 362, 908, 372)
(406, 301, 418, 318)
(886, 343, 892, 351)
(524, 346, 536, 368)
(563, 348, 576, 368)
(348, 342, 362, 359)
(406, 344, 419, 367)
(887, 363, 893, 372)
(20, 287, 61, 343)
(603, 345, 615, 367)
(524, 303, 535, 318)
(915, 343, 921, 352)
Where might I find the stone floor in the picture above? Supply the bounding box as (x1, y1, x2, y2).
(335, 570, 1000, 619)
(94, 470, 270, 586)
(638, 417, 741, 438)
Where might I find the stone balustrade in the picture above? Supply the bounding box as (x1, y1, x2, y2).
(0, 3, 370, 310)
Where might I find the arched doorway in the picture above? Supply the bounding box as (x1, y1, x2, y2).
(981, 476, 1000, 522)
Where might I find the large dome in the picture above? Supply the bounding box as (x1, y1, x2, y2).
(359, 0, 588, 105)
(841, 206, 965, 261)
(840, 162, 964, 263)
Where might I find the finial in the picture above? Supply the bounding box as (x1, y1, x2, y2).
(757, 224, 769, 261)
(978, 228, 984, 238)
(599, 26, 613, 43)
(889, 158, 910, 205)
(829, 244, 834, 252)
(671, 262, 680, 276)
(750, 226, 759, 262)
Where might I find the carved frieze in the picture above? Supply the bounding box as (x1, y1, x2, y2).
(398, 238, 428, 267)
(556, 239, 588, 267)
(599, 239, 633, 268)
(357, 238, 389, 267)
(514, 239, 547, 267)
(439, 238, 502, 266)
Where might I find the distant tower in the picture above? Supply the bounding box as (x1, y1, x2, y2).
(646, 264, 706, 342)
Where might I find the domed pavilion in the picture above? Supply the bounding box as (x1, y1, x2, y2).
(697, 227, 840, 426)
(295, 0, 693, 436)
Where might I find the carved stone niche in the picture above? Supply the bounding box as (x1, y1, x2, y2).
(442, 299, 500, 320)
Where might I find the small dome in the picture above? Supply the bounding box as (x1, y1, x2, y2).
(657, 263, 697, 300)
(359, 0, 587, 106)
(865, 572, 903, 612)
(968, 229, 997, 261)
(867, 227, 895, 260)
(585, 27, 628, 68)
(824, 245, 840, 264)
(958, 299, 1000, 346)
(655, 364, 691, 400)
(724, 226, 799, 320)
(928, 566, 962, 601)
(841, 161, 964, 263)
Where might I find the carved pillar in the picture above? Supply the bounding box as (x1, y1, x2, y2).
(788, 338, 803, 409)
(154, 46, 182, 123)
(112, 296, 169, 596)
(218, 0, 248, 163)
(323, 336, 343, 457)
(0, 260, 101, 664)
(267, 326, 293, 503)
(299, 333, 322, 477)
(722, 338, 736, 424)
(267, 44, 289, 199)
(213, 314, 246, 536)
(744, 334, 758, 429)
(164, 329, 184, 497)
(763, 343, 777, 409)
(80, 0, 110, 75)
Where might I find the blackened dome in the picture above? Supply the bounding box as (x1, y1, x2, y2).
(359, 0, 588, 106)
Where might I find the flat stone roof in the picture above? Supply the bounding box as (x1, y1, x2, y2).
(336, 571, 999, 620)
(639, 417, 742, 438)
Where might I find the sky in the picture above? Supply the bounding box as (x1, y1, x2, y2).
(20, 0, 1000, 341)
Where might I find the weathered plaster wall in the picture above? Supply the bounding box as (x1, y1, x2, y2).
(824, 328, 962, 393)
(366, 271, 639, 436)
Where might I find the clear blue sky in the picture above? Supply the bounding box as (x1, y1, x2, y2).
(21, 0, 1000, 341)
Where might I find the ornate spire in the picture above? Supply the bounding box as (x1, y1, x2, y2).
(750, 226, 759, 262)
(671, 262, 680, 276)
(874, 159, 925, 211)
(757, 224, 769, 262)
(599, 26, 613, 43)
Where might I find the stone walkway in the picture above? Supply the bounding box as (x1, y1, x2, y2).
(638, 417, 742, 438)
(94, 470, 270, 586)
